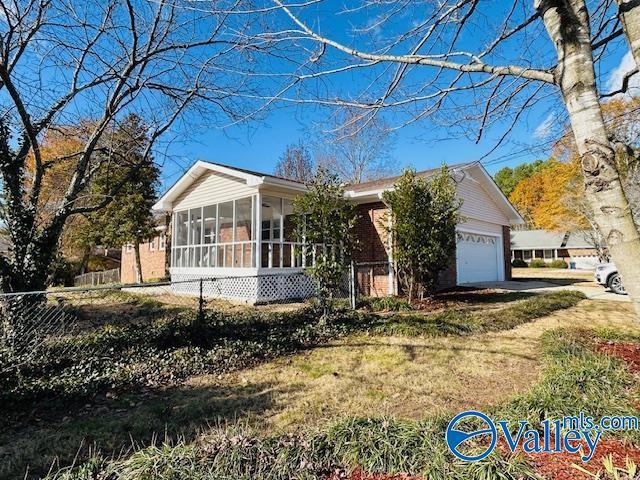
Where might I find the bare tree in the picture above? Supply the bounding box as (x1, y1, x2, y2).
(316, 108, 396, 184)
(0, 0, 265, 292)
(274, 141, 315, 182)
(239, 0, 640, 315)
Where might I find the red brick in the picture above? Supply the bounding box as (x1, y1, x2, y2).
(121, 235, 167, 283)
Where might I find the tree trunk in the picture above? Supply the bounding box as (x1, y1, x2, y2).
(537, 0, 640, 315)
(616, 0, 640, 68)
(133, 242, 143, 284)
(77, 247, 91, 276)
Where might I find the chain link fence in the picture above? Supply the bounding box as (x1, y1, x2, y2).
(0, 271, 362, 377)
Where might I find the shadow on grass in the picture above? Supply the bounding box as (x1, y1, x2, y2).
(511, 276, 591, 286)
(437, 290, 539, 304)
(1, 380, 294, 480)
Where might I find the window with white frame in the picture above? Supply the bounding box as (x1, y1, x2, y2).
(523, 250, 532, 261)
(172, 196, 257, 269)
(149, 238, 155, 251)
(159, 234, 166, 251)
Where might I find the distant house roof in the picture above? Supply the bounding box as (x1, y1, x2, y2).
(511, 229, 596, 249)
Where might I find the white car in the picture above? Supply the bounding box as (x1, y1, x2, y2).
(595, 263, 626, 295)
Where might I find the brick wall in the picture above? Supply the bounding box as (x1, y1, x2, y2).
(354, 202, 389, 263)
(121, 235, 167, 283)
(502, 225, 512, 281)
(353, 202, 392, 296)
(437, 256, 457, 290)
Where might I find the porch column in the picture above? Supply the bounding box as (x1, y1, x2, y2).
(279, 197, 284, 268)
(255, 192, 262, 269)
(387, 208, 396, 295)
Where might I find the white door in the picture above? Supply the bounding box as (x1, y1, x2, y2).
(456, 231, 501, 283)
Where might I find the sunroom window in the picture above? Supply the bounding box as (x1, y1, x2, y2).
(172, 197, 256, 269)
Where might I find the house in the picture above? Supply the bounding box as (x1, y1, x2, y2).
(121, 225, 169, 283)
(151, 161, 523, 302)
(510, 229, 601, 269)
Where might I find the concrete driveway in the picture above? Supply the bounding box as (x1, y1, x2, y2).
(469, 272, 629, 302)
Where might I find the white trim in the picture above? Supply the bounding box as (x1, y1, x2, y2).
(455, 226, 505, 283)
(170, 266, 305, 276)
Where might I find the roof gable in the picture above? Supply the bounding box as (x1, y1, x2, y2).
(153, 161, 306, 211)
(344, 162, 524, 225)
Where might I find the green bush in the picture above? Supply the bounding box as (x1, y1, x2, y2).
(529, 258, 547, 268)
(511, 259, 527, 268)
(549, 259, 568, 269)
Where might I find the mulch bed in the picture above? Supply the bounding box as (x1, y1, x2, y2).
(523, 339, 640, 479)
(524, 438, 640, 480)
(595, 340, 640, 373)
(411, 287, 499, 312)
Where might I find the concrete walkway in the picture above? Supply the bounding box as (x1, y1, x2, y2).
(468, 279, 630, 302)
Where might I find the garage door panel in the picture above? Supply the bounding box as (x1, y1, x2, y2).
(456, 231, 500, 284)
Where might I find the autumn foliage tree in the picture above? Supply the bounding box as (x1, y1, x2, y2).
(0, 0, 271, 293)
(509, 160, 582, 228)
(510, 97, 640, 260)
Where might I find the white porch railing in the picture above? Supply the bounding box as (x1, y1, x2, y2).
(172, 242, 255, 269)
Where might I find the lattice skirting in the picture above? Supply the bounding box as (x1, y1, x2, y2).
(170, 272, 317, 303)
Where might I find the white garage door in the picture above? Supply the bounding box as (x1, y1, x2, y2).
(456, 231, 501, 284)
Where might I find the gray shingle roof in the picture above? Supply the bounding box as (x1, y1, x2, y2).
(345, 162, 472, 193)
(510, 229, 595, 249)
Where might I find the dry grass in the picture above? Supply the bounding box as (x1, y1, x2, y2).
(192, 299, 639, 433)
(512, 267, 594, 282)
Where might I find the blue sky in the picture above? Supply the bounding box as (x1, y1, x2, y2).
(156, 2, 633, 191)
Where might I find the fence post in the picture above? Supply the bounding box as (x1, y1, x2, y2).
(198, 278, 205, 324)
(350, 260, 357, 310)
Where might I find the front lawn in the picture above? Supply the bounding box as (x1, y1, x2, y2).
(45, 303, 640, 480)
(2, 288, 626, 479)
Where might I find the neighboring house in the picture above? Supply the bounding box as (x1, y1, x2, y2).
(151, 161, 523, 302)
(120, 226, 168, 283)
(92, 246, 122, 263)
(510, 229, 601, 269)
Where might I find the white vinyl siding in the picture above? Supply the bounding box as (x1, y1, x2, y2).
(173, 171, 256, 211)
(457, 218, 503, 235)
(456, 175, 509, 226)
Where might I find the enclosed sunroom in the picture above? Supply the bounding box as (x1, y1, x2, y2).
(153, 161, 318, 302)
